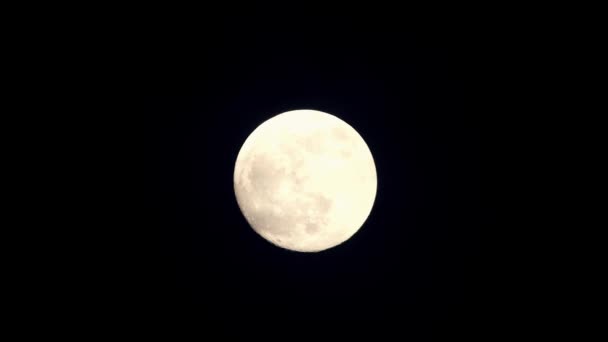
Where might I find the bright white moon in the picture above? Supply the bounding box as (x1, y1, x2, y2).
(234, 109, 377, 252)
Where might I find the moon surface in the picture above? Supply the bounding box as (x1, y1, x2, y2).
(233, 110, 377, 252)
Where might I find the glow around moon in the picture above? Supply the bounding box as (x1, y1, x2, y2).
(234, 110, 377, 252)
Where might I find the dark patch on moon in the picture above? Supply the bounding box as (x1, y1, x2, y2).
(305, 222, 320, 234)
(254, 211, 291, 236)
(340, 148, 352, 158)
(314, 194, 332, 214)
(247, 153, 287, 198)
(332, 126, 351, 141)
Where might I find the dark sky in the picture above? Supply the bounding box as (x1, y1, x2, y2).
(103, 11, 500, 339)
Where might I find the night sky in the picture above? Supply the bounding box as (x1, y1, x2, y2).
(104, 11, 499, 339)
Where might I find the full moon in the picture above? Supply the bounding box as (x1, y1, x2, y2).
(233, 110, 377, 252)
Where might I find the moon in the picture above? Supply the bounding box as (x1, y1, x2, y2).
(233, 109, 377, 252)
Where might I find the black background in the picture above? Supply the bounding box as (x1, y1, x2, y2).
(98, 10, 503, 339)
